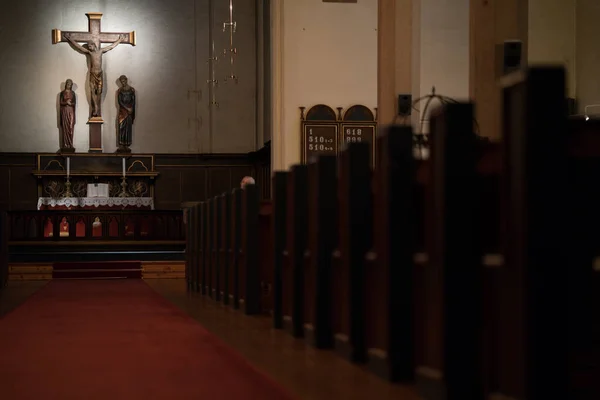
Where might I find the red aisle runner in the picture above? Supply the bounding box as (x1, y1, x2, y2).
(0, 280, 295, 400)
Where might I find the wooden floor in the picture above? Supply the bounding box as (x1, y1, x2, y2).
(1, 279, 420, 400)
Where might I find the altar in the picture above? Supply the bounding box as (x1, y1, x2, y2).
(33, 153, 159, 238)
(33, 153, 158, 199)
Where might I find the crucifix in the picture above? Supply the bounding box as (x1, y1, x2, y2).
(52, 12, 136, 153)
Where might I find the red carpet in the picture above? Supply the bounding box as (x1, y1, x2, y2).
(0, 280, 295, 400)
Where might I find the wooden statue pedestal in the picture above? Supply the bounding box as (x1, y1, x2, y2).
(87, 117, 103, 153)
(116, 146, 132, 154)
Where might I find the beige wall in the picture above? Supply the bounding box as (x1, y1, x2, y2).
(0, 0, 258, 154)
(271, 0, 378, 170)
(529, 0, 576, 98)
(412, 0, 470, 132)
(576, 0, 600, 113)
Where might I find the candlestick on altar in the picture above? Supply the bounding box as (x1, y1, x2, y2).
(64, 177, 73, 198)
(122, 158, 126, 177)
(118, 176, 129, 197)
(67, 157, 71, 177)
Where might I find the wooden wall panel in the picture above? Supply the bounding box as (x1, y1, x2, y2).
(209, 168, 233, 198)
(181, 169, 207, 203)
(9, 166, 38, 210)
(0, 167, 10, 210)
(154, 168, 183, 210)
(0, 154, 37, 211)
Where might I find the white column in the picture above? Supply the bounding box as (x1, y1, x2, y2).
(270, 0, 285, 171)
(412, 0, 470, 134)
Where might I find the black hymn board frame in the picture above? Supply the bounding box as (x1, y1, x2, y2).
(300, 105, 339, 164)
(340, 105, 377, 168)
(300, 104, 377, 167)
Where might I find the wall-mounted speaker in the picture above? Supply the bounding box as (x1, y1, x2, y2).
(566, 98, 576, 116)
(398, 94, 412, 116)
(503, 40, 522, 75)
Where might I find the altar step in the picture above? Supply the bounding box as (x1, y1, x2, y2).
(141, 261, 185, 279)
(9, 248, 184, 264)
(8, 261, 185, 280)
(8, 264, 53, 281)
(53, 261, 143, 279)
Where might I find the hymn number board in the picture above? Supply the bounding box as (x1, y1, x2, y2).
(300, 104, 377, 167)
(340, 105, 377, 167)
(300, 105, 339, 163)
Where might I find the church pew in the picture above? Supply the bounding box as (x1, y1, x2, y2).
(363, 125, 416, 382)
(205, 198, 214, 297)
(303, 156, 337, 348)
(239, 184, 261, 315)
(182, 203, 193, 289)
(229, 189, 242, 308)
(0, 211, 8, 288)
(281, 165, 309, 336)
(567, 121, 600, 399)
(199, 201, 208, 295)
(195, 202, 204, 292)
(189, 203, 199, 291)
(258, 200, 274, 314)
(415, 103, 486, 399)
(175, 67, 597, 397)
(272, 172, 288, 328)
(488, 67, 599, 399)
(333, 142, 373, 362)
(219, 193, 231, 304)
(212, 195, 222, 300)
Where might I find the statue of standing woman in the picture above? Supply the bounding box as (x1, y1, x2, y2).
(117, 75, 135, 153)
(60, 79, 76, 152)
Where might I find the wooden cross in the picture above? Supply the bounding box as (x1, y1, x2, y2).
(52, 12, 136, 51)
(52, 13, 136, 153)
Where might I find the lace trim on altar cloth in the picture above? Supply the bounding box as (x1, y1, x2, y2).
(37, 197, 155, 210)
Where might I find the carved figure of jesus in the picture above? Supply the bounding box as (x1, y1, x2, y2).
(64, 33, 125, 118)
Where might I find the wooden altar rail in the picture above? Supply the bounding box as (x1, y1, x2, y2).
(185, 68, 599, 398)
(7, 210, 184, 243)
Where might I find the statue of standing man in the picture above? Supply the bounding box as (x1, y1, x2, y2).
(63, 33, 125, 119)
(117, 75, 136, 153)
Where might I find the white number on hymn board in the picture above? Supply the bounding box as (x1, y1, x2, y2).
(346, 128, 362, 143)
(308, 128, 328, 151)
